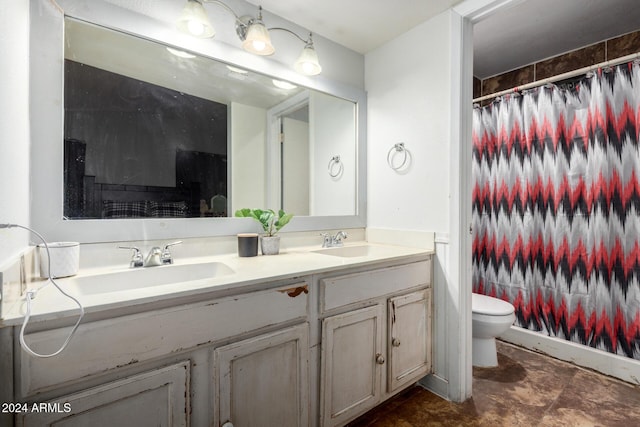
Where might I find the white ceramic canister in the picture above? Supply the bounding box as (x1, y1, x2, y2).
(38, 242, 80, 279)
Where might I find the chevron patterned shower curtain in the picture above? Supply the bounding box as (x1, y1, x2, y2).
(472, 61, 640, 359)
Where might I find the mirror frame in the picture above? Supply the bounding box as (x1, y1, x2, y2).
(30, 0, 366, 243)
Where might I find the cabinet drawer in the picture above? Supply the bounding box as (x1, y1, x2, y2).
(17, 361, 189, 427)
(320, 260, 431, 312)
(19, 282, 309, 396)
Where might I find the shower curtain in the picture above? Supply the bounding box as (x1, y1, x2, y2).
(472, 61, 640, 359)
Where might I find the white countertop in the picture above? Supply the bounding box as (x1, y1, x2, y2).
(1, 242, 432, 327)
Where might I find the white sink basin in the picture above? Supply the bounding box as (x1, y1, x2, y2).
(61, 262, 235, 295)
(312, 245, 390, 258)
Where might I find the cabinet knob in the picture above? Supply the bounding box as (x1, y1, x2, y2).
(376, 353, 385, 364)
(392, 338, 401, 347)
(222, 422, 234, 427)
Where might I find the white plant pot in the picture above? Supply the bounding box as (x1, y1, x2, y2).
(260, 235, 280, 255)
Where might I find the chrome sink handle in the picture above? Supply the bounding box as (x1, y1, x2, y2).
(320, 233, 331, 248)
(161, 241, 183, 265)
(320, 231, 347, 248)
(333, 231, 347, 246)
(118, 246, 144, 268)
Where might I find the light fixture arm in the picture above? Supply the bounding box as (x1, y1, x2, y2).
(200, 0, 242, 23)
(268, 27, 312, 45)
(199, 2, 268, 44)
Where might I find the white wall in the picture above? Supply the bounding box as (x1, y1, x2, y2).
(365, 13, 451, 233)
(231, 103, 267, 213)
(366, 10, 468, 402)
(0, 1, 30, 265)
(309, 92, 357, 216)
(282, 117, 310, 215)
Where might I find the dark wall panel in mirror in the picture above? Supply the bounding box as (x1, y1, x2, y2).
(64, 60, 227, 219)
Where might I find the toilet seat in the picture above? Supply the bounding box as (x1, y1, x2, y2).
(472, 293, 514, 316)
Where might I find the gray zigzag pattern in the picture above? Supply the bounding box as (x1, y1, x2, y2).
(472, 62, 640, 359)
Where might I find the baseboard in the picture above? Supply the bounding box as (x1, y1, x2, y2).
(417, 373, 449, 400)
(501, 326, 640, 385)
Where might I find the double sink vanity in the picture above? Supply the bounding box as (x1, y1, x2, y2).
(1, 240, 433, 427)
(9, 1, 436, 425)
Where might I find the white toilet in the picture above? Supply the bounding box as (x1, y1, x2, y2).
(472, 293, 516, 367)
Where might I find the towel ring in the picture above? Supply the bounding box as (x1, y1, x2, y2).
(387, 143, 408, 170)
(328, 155, 343, 178)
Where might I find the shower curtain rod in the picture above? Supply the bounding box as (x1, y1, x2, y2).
(473, 52, 640, 103)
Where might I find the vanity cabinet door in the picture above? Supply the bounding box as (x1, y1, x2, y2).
(388, 289, 432, 392)
(213, 323, 310, 427)
(320, 305, 385, 427)
(17, 361, 189, 427)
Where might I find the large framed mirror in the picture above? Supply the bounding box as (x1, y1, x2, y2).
(30, 0, 366, 243)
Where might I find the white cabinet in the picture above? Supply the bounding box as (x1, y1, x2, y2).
(214, 323, 310, 427)
(9, 255, 432, 427)
(17, 361, 189, 427)
(15, 282, 310, 427)
(320, 305, 385, 427)
(18, 282, 309, 397)
(388, 289, 432, 392)
(319, 260, 433, 427)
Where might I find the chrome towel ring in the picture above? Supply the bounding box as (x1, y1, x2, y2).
(387, 142, 409, 171)
(328, 155, 343, 178)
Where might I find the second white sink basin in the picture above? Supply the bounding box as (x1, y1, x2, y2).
(62, 262, 235, 295)
(312, 245, 391, 258)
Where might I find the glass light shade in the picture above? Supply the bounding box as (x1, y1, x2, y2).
(177, 0, 215, 38)
(294, 44, 322, 75)
(242, 21, 275, 55)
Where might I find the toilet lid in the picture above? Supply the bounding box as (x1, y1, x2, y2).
(472, 293, 515, 316)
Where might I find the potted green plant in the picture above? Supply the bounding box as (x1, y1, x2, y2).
(235, 208, 293, 255)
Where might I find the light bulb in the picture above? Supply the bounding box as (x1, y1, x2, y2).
(242, 20, 274, 55)
(252, 40, 266, 52)
(294, 43, 322, 75)
(302, 62, 315, 74)
(187, 20, 205, 36)
(176, 0, 215, 38)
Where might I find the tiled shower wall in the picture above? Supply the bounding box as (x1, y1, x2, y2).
(473, 29, 640, 100)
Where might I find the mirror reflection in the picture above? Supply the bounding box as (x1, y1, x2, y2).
(63, 18, 357, 220)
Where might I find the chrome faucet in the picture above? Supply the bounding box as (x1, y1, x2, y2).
(119, 246, 144, 268)
(119, 241, 182, 267)
(160, 241, 182, 265)
(144, 246, 163, 267)
(320, 231, 348, 248)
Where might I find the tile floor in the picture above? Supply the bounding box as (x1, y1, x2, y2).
(349, 341, 640, 426)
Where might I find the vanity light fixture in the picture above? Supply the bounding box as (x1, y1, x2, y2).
(177, 0, 321, 75)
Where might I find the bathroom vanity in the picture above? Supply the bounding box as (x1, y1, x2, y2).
(0, 244, 432, 427)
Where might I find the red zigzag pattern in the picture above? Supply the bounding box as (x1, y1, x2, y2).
(472, 64, 640, 359)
